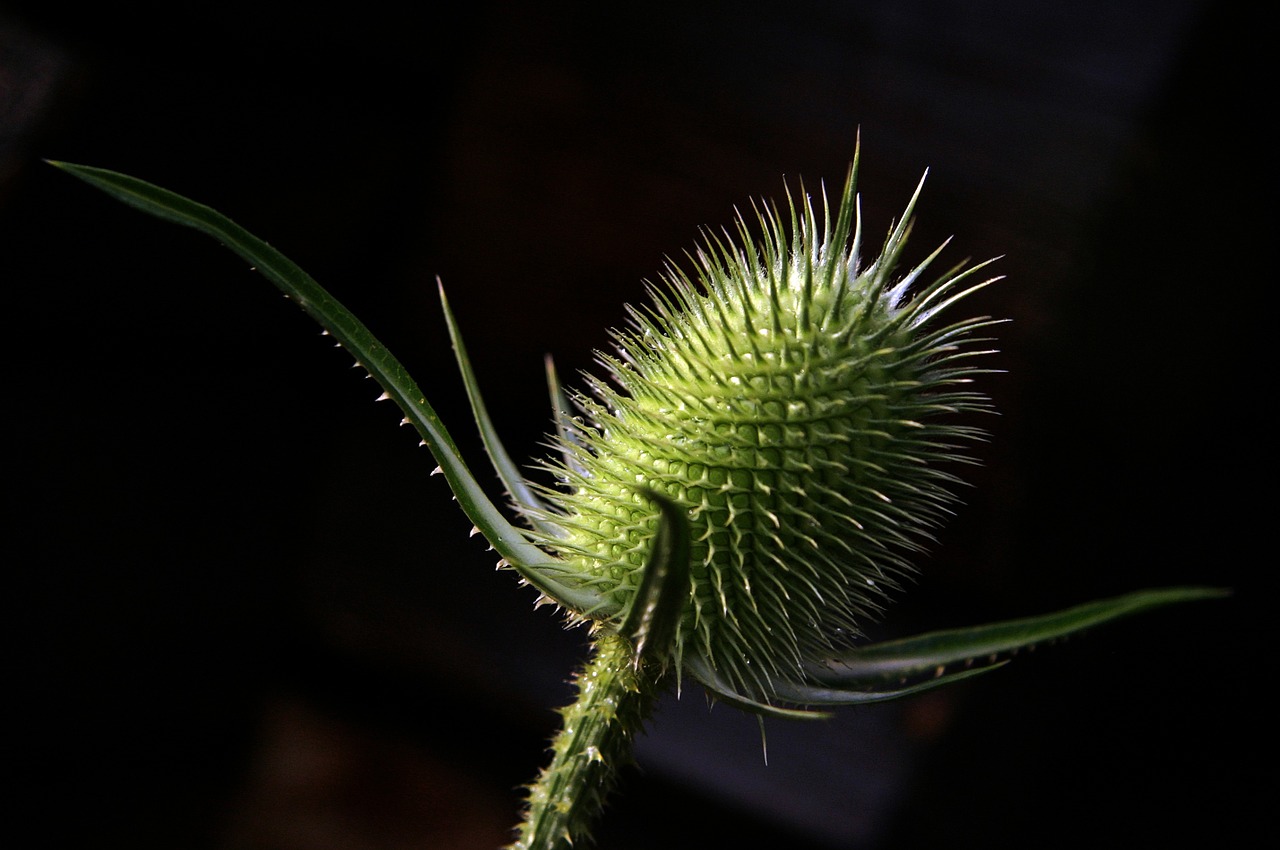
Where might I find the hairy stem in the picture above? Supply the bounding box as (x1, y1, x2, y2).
(509, 633, 660, 850)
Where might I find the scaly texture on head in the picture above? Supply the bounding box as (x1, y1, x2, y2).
(528, 164, 1001, 702)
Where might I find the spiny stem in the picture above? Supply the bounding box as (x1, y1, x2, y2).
(509, 633, 660, 850)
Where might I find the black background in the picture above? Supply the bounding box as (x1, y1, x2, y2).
(2, 2, 1261, 848)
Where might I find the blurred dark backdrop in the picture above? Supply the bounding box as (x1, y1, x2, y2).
(2, 2, 1260, 848)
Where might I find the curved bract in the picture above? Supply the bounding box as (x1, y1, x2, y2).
(48, 160, 609, 615)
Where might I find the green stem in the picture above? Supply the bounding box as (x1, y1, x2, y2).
(509, 633, 659, 850)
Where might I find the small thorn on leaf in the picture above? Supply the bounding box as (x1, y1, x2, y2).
(431, 465, 442, 475)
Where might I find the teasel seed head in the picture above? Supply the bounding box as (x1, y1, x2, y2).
(528, 160, 1003, 702)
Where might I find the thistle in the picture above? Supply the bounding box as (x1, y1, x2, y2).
(51, 148, 1224, 850)
(526, 162, 996, 706)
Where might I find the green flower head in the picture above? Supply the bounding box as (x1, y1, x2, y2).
(520, 159, 1000, 703)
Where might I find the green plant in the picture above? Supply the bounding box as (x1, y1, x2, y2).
(51, 150, 1223, 849)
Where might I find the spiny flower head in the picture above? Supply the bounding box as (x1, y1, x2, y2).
(529, 163, 1001, 702)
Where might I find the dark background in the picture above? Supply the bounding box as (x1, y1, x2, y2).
(2, 2, 1260, 848)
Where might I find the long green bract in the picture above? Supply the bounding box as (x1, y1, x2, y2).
(813, 586, 1230, 685)
(438, 281, 554, 526)
(49, 161, 604, 613)
(690, 587, 1227, 711)
(620, 490, 692, 666)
